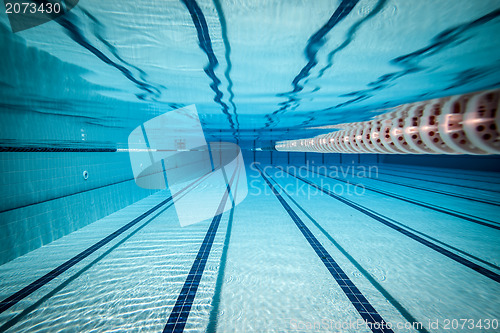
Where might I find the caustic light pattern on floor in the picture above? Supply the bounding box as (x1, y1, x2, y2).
(0, 163, 499, 333)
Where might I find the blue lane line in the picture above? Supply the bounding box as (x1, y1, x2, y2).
(283, 168, 500, 284)
(206, 167, 240, 333)
(140, 124, 155, 164)
(163, 165, 237, 333)
(272, 175, 429, 333)
(206, 142, 215, 172)
(374, 168, 500, 193)
(161, 159, 169, 187)
(0, 174, 210, 314)
(0, 198, 178, 332)
(257, 166, 394, 333)
(307, 167, 500, 230)
(352, 170, 500, 206)
(378, 165, 500, 185)
(142, 124, 171, 187)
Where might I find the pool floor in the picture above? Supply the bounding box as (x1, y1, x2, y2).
(0, 163, 499, 332)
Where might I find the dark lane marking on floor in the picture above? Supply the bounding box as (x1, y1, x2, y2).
(346, 171, 500, 206)
(0, 172, 212, 314)
(379, 164, 500, 180)
(0, 189, 190, 331)
(258, 166, 395, 333)
(306, 167, 500, 230)
(369, 169, 500, 195)
(163, 164, 238, 333)
(275, 170, 499, 272)
(269, 171, 429, 333)
(206, 165, 242, 333)
(282, 169, 500, 284)
(377, 165, 500, 185)
(369, 168, 500, 194)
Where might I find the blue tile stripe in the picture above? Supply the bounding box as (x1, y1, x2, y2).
(351, 169, 500, 206)
(283, 168, 500, 284)
(206, 168, 241, 333)
(206, 142, 215, 172)
(257, 166, 394, 333)
(373, 168, 500, 194)
(0, 195, 181, 332)
(307, 167, 500, 230)
(0, 172, 211, 314)
(273, 179, 429, 333)
(140, 124, 155, 165)
(161, 159, 170, 188)
(163, 165, 238, 333)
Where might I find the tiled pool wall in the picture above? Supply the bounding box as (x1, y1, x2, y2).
(0, 152, 157, 265)
(1, 148, 499, 266)
(250, 149, 500, 171)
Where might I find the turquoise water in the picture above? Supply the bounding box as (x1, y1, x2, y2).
(1, 1, 500, 146)
(1, 0, 500, 332)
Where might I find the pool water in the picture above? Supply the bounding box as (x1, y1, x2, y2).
(1, 161, 499, 332)
(1, 0, 500, 332)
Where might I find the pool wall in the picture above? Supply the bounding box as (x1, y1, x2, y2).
(0, 152, 157, 265)
(1, 149, 499, 265)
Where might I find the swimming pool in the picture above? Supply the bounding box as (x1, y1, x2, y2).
(1, 0, 500, 332)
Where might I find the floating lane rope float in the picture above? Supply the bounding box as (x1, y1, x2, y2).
(275, 89, 500, 155)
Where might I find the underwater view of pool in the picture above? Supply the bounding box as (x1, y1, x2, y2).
(1, 0, 499, 332)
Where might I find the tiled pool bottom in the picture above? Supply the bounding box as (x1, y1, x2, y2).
(0, 164, 499, 333)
